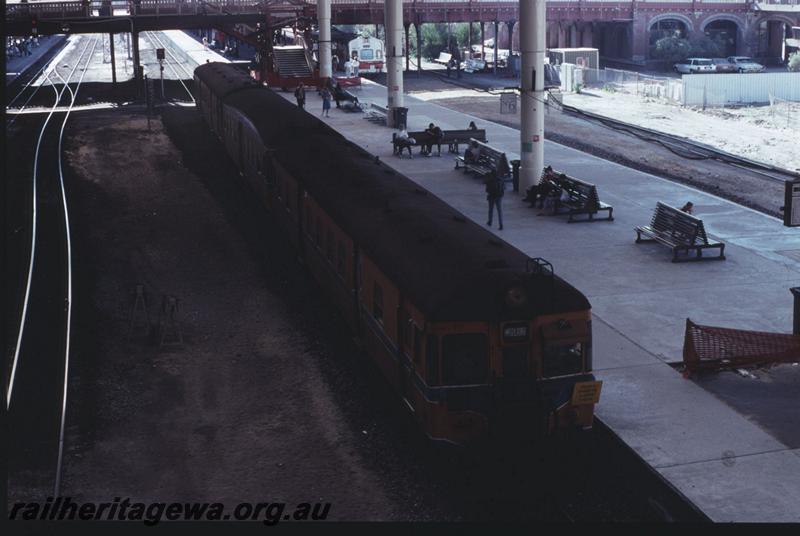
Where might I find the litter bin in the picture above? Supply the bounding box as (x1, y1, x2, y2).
(511, 159, 521, 193)
(393, 107, 408, 130)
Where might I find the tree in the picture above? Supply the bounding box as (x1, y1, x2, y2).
(789, 51, 800, 72)
(650, 35, 725, 62)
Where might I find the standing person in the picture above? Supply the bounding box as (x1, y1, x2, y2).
(332, 54, 339, 73)
(485, 170, 505, 230)
(467, 121, 478, 131)
(321, 87, 332, 117)
(294, 82, 306, 109)
(680, 202, 694, 215)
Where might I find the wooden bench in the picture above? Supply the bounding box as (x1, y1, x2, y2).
(442, 129, 487, 154)
(552, 175, 614, 223)
(454, 139, 511, 181)
(635, 202, 725, 262)
(333, 86, 361, 111)
(364, 102, 388, 125)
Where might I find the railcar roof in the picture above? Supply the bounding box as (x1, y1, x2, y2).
(194, 62, 260, 98)
(199, 63, 590, 321)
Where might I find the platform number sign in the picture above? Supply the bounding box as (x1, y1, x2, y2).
(785, 180, 800, 227)
(156, 48, 165, 61)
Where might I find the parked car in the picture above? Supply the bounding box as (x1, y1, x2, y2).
(727, 56, 765, 73)
(711, 58, 737, 73)
(674, 58, 715, 74)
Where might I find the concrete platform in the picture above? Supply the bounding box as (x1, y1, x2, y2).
(282, 79, 800, 522)
(6, 35, 67, 84)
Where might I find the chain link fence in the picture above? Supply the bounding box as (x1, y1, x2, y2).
(769, 92, 799, 129)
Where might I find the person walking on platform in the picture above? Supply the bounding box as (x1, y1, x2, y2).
(294, 83, 306, 110)
(485, 170, 505, 231)
(321, 87, 332, 117)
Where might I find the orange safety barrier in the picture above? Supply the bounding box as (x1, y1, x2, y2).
(682, 318, 800, 376)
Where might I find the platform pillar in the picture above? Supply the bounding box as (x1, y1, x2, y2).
(384, 0, 404, 127)
(792, 288, 800, 336)
(519, 0, 545, 192)
(318, 0, 332, 81)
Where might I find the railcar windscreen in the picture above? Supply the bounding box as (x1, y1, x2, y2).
(542, 343, 584, 378)
(440, 334, 488, 386)
(360, 49, 374, 60)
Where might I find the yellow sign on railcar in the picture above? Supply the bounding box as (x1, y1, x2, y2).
(571, 381, 602, 406)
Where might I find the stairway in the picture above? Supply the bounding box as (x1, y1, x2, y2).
(273, 46, 312, 78)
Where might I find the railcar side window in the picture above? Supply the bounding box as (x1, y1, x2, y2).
(426, 335, 438, 385)
(372, 283, 383, 322)
(413, 326, 422, 365)
(336, 242, 345, 276)
(440, 334, 488, 386)
(542, 343, 584, 378)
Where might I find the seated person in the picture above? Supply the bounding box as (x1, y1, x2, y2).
(394, 128, 415, 158)
(467, 121, 478, 131)
(423, 123, 444, 156)
(464, 141, 481, 164)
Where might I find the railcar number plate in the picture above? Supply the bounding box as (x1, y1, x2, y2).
(571, 381, 602, 406)
(502, 323, 528, 341)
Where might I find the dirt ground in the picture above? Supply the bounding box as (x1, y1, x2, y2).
(59, 108, 417, 520)
(393, 73, 786, 219)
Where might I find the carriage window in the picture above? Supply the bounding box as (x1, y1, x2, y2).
(372, 283, 383, 322)
(542, 343, 584, 378)
(440, 333, 488, 386)
(425, 335, 438, 385)
(413, 326, 422, 364)
(400, 310, 412, 347)
(337, 241, 345, 276)
(360, 49, 374, 60)
(376, 50, 383, 60)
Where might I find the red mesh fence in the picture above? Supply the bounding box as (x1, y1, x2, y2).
(683, 318, 800, 375)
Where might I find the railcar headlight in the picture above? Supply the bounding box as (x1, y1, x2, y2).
(505, 286, 528, 307)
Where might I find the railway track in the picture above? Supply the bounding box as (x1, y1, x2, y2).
(420, 68, 799, 185)
(143, 31, 196, 102)
(7, 34, 99, 499)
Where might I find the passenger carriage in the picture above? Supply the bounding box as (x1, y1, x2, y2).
(193, 62, 601, 446)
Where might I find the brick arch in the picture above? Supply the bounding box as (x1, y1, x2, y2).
(699, 14, 745, 33)
(752, 14, 800, 29)
(647, 13, 696, 34)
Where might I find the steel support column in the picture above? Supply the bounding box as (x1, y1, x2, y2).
(416, 22, 422, 78)
(519, 0, 545, 191)
(132, 29, 142, 94)
(109, 33, 117, 85)
(405, 23, 410, 72)
(494, 20, 499, 75)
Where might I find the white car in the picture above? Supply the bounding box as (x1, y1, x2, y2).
(727, 56, 765, 73)
(674, 58, 715, 74)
